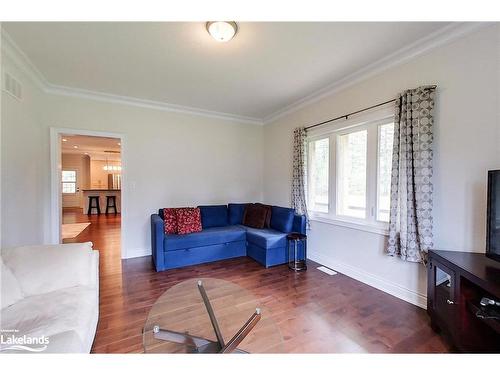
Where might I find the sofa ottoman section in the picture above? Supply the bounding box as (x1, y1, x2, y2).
(244, 227, 288, 267)
(246, 243, 287, 268)
(245, 227, 288, 249)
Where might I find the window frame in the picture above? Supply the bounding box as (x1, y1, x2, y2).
(376, 122, 395, 223)
(61, 170, 77, 194)
(307, 135, 331, 216)
(335, 124, 370, 222)
(306, 106, 394, 235)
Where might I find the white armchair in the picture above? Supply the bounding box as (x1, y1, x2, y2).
(1, 242, 99, 353)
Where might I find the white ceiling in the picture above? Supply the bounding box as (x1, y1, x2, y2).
(4, 22, 451, 120)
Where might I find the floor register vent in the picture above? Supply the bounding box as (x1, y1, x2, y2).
(317, 266, 338, 276)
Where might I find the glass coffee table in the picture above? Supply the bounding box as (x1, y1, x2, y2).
(143, 278, 283, 353)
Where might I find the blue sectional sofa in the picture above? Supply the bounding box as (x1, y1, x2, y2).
(151, 203, 306, 271)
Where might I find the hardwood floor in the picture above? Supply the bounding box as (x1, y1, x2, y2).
(62, 208, 452, 353)
(63, 207, 122, 275)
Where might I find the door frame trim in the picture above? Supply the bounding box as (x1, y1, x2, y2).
(50, 127, 126, 258)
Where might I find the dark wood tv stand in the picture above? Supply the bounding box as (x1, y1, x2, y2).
(427, 250, 500, 352)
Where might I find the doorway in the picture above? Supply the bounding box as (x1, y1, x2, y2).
(50, 128, 125, 260)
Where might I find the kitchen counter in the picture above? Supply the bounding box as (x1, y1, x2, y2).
(82, 189, 121, 191)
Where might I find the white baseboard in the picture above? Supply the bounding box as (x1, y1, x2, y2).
(122, 248, 151, 259)
(309, 252, 427, 309)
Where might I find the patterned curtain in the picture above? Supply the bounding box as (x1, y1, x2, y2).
(387, 86, 436, 263)
(291, 127, 309, 226)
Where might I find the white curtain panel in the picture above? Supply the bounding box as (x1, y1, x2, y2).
(291, 127, 309, 226)
(387, 86, 436, 263)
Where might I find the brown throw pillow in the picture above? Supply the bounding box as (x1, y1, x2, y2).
(255, 203, 272, 228)
(242, 204, 268, 229)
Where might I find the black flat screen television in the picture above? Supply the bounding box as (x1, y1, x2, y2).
(486, 170, 500, 261)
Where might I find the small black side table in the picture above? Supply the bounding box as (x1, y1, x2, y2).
(287, 232, 307, 271)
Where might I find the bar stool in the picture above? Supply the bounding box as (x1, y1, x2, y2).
(87, 196, 101, 215)
(105, 195, 117, 214)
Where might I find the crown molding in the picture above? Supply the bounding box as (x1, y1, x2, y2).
(263, 22, 491, 124)
(44, 84, 263, 125)
(1, 29, 49, 90)
(1, 28, 263, 126)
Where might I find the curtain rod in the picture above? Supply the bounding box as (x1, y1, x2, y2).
(305, 85, 437, 131)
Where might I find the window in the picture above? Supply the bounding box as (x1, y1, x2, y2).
(377, 123, 395, 222)
(307, 110, 395, 231)
(62, 170, 77, 194)
(337, 129, 367, 218)
(308, 138, 329, 213)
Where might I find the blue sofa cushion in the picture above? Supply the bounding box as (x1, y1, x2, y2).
(228, 203, 249, 225)
(270, 206, 295, 233)
(198, 205, 228, 229)
(292, 214, 307, 234)
(164, 225, 245, 251)
(245, 227, 288, 249)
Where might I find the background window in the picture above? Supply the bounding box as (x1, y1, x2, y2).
(307, 113, 394, 230)
(62, 170, 77, 194)
(377, 123, 395, 222)
(309, 138, 329, 213)
(337, 129, 367, 218)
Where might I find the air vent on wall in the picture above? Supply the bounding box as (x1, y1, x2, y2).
(2, 71, 23, 101)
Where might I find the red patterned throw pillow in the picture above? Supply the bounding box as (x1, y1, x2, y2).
(163, 208, 178, 234)
(176, 207, 202, 235)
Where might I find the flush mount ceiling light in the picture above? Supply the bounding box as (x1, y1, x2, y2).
(206, 21, 238, 42)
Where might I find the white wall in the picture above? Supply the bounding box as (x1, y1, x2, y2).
(1, 53, 48, 246)
(1, 56, 264, 258)
(263, 24, 500, 307)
